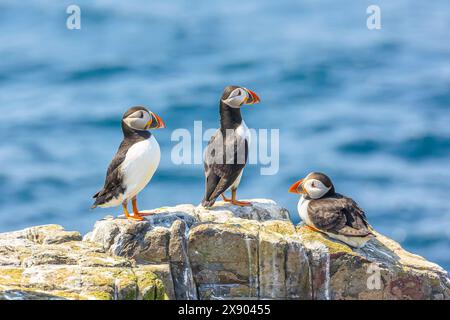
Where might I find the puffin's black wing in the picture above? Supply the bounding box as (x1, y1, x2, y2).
(307, 194, 372, 237)
(202, 129, 248, 207)
(91, 140, 130, 208)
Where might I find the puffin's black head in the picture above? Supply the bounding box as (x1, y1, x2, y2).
(221, 85, 261, 108)
(288, 172, 335, 199)
(122, 106, 166, 131)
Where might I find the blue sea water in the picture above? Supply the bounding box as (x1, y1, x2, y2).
(0, 0, 449, 271)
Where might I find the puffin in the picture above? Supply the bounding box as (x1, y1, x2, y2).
(289, 172, 374, 247)
(202, 85, 261, 207)
(91, 106, 166, 221)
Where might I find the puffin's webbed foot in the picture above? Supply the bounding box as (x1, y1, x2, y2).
(122, 202, 146, 221)
(231, 200, 252, 207)
(127, 215, 146, 221)
(131, 197, 155, 219)
(135, 211, 156, 217)
(228, 190, 252, 207)
(304, 225, 320, 232)
(221, 194, 232, 202)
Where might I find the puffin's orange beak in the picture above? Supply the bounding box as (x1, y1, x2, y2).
(244, 88, 261, 105)
(289, 179, 305, 194)
(153, 113, 166, 129)
(146, 112, 166, 129)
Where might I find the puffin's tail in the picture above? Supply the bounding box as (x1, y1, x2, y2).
(90, 190, 101, 209)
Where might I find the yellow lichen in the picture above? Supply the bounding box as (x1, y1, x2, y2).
(0, 268, 24, 286)
(136, 271, 168, 300)
(262, 221, 296, 236)
(50, 290, 80, 300)
(83, 291, 114, 300)
(297, 226, 355, 255)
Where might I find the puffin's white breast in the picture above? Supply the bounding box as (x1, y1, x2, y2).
(298, 196, 313, 226)
(228, 121, 250, 190)
(235, 120, 251, 144)
(121, 135, 160, 200)
(228, 169, 244, 191)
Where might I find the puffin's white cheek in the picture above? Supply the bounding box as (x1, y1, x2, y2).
(308, 185, 331, 199)
(308, 188, 322, 199)
(125, 118, 146, 130)
(143, 113, 151, 123)
(237, 94, 247, 105)
(223, 97, 242, 108)
(123, 118, 132, 128)
(136, 118, 148, 129)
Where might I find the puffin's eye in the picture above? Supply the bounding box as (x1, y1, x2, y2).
(139, 111, 144, 118)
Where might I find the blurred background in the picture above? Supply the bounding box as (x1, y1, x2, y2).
(0, 0, 449, 271)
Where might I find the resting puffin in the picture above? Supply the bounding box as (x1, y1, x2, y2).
(289, 172, 374, 248)
(91, 106, 166, 221)
(202, 85, 260, 208)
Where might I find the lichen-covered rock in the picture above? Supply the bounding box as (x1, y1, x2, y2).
(0, 225, 173, 300)
(83, 207, 199, 300)
(298, 225, 450, 300)
(1, 199, 449, 300)
(83, 199, 303, 299)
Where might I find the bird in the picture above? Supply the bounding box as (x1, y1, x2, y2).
(91, 106, 166, 221)
(288, 172, 374, 248)
(202, 85, 261, 208)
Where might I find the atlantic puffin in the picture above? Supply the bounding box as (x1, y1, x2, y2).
(202, 85, 260, 207)
(91, 106, 166, 221)
(289, 172, 374, 247)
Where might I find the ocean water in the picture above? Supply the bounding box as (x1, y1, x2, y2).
(0, 0, 449, 271)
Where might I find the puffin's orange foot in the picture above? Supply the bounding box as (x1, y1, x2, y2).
(128, 216, 146, 221)
(304, 225, 320, 232)
(135, 211, 157, 217)
(126, 215, 146, 221)
(221, 194, 232, 202)
(231, 200, 252, 207)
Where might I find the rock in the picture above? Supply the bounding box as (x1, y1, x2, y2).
(1, 199, 449, 300)
(0, 225, 173, 300)
(25, 224, 82, 245)
(189, 222, 260, 299)
(169, 219, 197, 299)
(299, 225, 450, 300)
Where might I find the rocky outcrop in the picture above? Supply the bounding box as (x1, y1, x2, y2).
(0, 225, 173, 300)
(1, 199, 449, 300)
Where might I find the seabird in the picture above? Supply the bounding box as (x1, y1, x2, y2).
(92, 106, 166, 221)
(202, 85, 261, 207)
(289, 172, 374, 247)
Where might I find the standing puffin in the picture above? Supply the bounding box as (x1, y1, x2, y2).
(289, 172, 374, 247)
(202, 85, 260, 208)
(91, 106, 166, 221)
